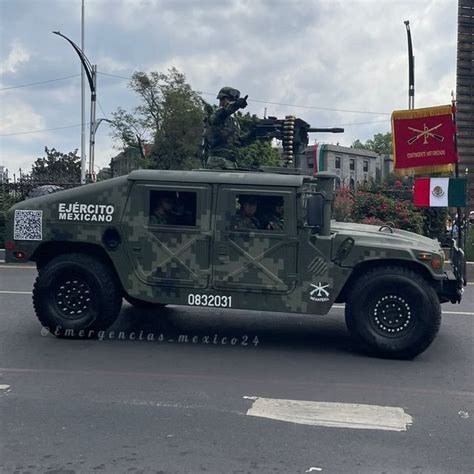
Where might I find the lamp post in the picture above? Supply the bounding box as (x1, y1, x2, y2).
(404, 20, 415, 110)
(52, 30, 97, 182)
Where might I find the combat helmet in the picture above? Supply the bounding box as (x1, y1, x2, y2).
(216, 86, 240, 101)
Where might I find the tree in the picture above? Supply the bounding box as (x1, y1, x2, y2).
(30, 147, 81, 183)
(111, 67, 280, 171)
(352, 132, 392, 155)
(111, 67, 205, 170)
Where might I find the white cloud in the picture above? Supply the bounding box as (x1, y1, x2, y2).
(0, 0, 458, 174)
(0, 99, 46, 142)
(0, 42, 30, 75)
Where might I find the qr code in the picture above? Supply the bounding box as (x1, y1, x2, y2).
(14, 210, 43, 241)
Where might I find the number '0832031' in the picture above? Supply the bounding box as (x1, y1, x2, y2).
(188, 293, 232, 308)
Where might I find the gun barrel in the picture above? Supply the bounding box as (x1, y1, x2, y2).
(307, 127, 344, 133)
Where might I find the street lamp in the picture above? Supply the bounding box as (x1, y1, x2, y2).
(52, 30, 97, 182)
(404, 20, 415, 110)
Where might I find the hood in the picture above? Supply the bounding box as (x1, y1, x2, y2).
(331, 221, 441, 252)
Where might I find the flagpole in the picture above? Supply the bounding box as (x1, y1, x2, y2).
(451, 94, 463, 249)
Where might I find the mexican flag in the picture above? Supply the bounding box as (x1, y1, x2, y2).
(413, 178, 466, 207)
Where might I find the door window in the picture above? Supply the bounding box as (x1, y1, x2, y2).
(149, 190, 197, 226)
(230, 194, 287, 232)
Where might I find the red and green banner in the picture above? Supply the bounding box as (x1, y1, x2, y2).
(391, 105, 457, 175)
(413, 177, 466, 207)
(312, 143, 326, 175)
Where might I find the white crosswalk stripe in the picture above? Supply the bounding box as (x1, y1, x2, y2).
(244, 396, 413, 431)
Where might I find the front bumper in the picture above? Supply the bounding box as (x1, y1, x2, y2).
(439, 241, 466, 304)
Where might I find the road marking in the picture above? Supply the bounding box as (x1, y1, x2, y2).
(0, 265, 36, 269)
(0, 291, 32, 295)
(0, 384, 10, 390)
(0, 291, 472, 315)
(244, 396, 413, 431)
(333, 304, 474, 316)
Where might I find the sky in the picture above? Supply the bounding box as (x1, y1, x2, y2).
(0, 0, 458, 176)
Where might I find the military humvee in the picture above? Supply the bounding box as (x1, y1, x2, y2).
(5, 169, 465, 358)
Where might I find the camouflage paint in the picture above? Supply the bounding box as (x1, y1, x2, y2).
(5, 169, 463, 314)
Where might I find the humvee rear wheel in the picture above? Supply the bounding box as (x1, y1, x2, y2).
(33, 253, 122, 337)
(345, 266, 441, 359)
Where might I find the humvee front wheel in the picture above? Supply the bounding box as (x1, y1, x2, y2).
(345, 267, 441, 359)
(33, 253, 122, 337)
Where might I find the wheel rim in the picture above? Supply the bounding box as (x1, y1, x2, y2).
(53, 277, 94, 320)
(370, 294, 414, 337)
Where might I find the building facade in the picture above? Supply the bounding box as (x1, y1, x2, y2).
(299, 144, 392, 187)
(456, 0, 474, 210)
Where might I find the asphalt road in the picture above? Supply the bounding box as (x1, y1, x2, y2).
(0, 264, 473, 474)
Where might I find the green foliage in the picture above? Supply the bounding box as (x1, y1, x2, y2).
(466, 225, 474, 261)
(0, 190, 20, 247)
(333, 187, 354, 222)
(96, 167, 112, 181)
(334, 186, 424, 234)
(30, 147, 81, 183)
(421, 207, 449, 240)
(111, 67, 204, 170)
(352, 132, 392, 155)
(111, 67, 279, 170)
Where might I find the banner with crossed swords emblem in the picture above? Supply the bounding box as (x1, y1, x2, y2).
(391, 104, 457, 175)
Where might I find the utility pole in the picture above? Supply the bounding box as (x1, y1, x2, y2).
(88, 64, 97, 180)
(80, 0, 86, 184)
(404, 20, 415, 110)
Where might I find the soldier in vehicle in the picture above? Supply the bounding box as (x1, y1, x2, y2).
(265, 197, 285, 231)
(150, 192, 176, 225)
(204, 87, 257, 169)
(231, 195, 261, 230)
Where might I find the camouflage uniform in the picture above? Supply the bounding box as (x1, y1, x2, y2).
(265, 212, 284, 231)
(231, 212, 261, 231)
(205, 87, 256, 169)
(150, 212, 174, 225)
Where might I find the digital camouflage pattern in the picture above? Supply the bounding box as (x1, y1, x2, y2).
(204, 98, 255, 169)
(5, 169, 464, 315)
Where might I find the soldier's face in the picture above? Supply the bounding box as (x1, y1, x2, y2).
(219, 97, 231, 107)
(160, 198, 174, 212)
(275, 204, 284, 216)
(242, 202, 257, 216)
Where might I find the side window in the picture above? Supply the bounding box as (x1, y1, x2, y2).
(230, 194, 285, 232)
(149, 190, 197, 226)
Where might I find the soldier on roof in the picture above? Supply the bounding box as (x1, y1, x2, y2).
(204, 87, 257, 170)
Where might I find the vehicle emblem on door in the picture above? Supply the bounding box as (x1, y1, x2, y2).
(310, 282, 330, 302)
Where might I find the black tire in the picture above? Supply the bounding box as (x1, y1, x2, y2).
(345, 266, 441, 359)
(33, 253, 122, 338)
(123, 294, 166, 310)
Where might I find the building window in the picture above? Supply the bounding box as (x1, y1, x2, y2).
(335, 156, 341, 169)
(363, 160, 369, 172)
(350, 158, 355, 171)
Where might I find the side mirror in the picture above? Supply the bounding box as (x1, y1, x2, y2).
(307, 194, 324, 231)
